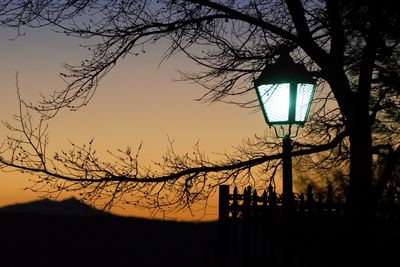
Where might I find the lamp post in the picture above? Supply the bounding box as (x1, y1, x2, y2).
(254, 52, 316, 207)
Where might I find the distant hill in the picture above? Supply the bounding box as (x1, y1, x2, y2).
(0, 197, 109, 217)
(0, 198, 220, 267)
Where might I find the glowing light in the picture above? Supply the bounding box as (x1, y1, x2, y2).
(295, 83, 314, 122)
(257, 83, 290, 123)
(256, 82, 315, 125)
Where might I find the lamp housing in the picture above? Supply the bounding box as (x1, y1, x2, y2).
(254, 53, 316, 127)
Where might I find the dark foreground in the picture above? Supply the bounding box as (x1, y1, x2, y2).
(0, 212, 219, 267)
(0, 198, 219, 267)
(1, 199, 399, 267)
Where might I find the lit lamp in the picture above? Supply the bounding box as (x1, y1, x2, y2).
(254, 52, 316, 207)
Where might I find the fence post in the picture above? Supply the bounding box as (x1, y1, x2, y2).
(299, 193, 305, 214)
(307, 184, 314, 202)
(242, 186, 252, 266)
(232, 187, 239, 219)
(218, 185, 230, 267)
(219, 185, 230, 221)
(327, 183, 333, 212)
(242, 186, 252, 219)
(268, 185, 277, 213)
(252, 189, 259, 217)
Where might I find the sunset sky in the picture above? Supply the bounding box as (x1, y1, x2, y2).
(0, 26, 271, 221)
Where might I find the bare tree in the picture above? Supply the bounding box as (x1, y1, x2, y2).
(0, 0, 399, 216)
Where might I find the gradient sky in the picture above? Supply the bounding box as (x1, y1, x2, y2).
(0, 26, 272, 221)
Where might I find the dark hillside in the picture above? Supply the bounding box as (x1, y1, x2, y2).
(0, 199, 219, 267)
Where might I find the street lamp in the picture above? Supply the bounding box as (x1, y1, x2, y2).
(254, 52, 316, 207)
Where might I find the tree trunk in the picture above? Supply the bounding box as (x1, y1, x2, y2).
(348, 105, 374, 215)
(347, 104, 375, 266)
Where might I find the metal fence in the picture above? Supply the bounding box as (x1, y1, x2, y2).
(217, 184, 400, 267)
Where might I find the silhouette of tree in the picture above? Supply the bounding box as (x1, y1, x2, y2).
(0, 1, 399, 216)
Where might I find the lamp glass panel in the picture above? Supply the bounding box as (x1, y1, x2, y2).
(295, 83, 314, 122)
(257, 83, 290, 123)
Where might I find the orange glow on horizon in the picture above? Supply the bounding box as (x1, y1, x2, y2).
(0, 27, 271, 221)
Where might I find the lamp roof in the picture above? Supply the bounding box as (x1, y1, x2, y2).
(254, 53, 315, 86)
